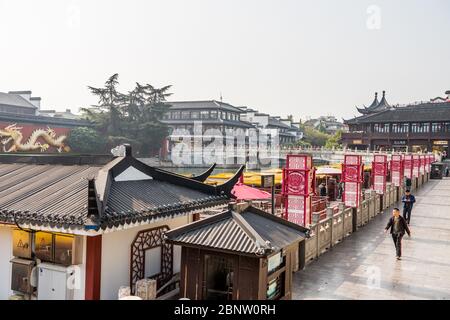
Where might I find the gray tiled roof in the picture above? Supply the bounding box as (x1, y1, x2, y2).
(346, 102, 450, 124)
(0, 92, 36, 109)
(0, 153, 236, 232)
(167, 100, 243, 113)
(166, 206, 308, 256)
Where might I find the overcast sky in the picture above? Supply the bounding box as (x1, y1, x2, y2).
(0, 0, 449, 120)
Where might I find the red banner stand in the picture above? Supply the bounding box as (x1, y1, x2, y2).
(420, 155, 426, 175)
(372, 155, 388, 194)
(404, 154, 413, 179)
(282, 154, 314, 226)
(391, 155, 404, 187)
(412, 154, 420, 178)
(342, 155, 364, 208)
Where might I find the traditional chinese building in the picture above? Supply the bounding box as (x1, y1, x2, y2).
(342, 91, 450, 153)
(0, 145, 242, 300)
(165, 202, 309, 300)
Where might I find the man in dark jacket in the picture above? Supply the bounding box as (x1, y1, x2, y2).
(402, 189, 416, 224)
(384, 208, 411, 260)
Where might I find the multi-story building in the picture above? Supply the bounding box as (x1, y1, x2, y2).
(238, 107, 303, 145)
(342, 91, 450, 154)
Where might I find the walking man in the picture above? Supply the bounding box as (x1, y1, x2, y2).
(402, 189, 416, 224)
(384, 208, 411, 260)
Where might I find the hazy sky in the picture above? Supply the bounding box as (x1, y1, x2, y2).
(1, 0, 449, 120)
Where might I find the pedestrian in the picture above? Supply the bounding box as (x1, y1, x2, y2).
(402, 189, 416, 224)
(384, 207, 411, 260)
(445, 166, 449, 178)
(319, 182, 327, 197)
(404, 176, 412, 189)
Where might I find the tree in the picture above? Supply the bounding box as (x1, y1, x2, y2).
(66, 127, 107, 154)
(299, 125, 330, 147)
(83, 74, 171, 156)
(325, 130, 343, 149)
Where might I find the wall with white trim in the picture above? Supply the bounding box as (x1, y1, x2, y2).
(0, 227, 13, 300)
(100, 214, 191, 300)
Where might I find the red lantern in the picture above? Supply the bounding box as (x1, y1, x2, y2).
(342, 155, 364, 208)
(282, 154, 314, 226)
(391, 154, 404, 187)
(372, 155, 388, 194)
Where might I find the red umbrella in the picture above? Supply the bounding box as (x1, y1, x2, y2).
(231, 183, 272, 201)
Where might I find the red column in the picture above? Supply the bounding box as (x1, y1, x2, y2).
(85, 235, 102, 300)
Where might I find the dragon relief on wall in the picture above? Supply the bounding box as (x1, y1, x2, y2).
(0, 124, 71, 153)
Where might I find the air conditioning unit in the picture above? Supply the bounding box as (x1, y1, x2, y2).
(37, 263, 74, 300)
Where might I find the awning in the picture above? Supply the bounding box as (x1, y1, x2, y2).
(231, 183, 271, 201)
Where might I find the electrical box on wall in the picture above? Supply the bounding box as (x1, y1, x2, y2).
(10, 258, 36, 294)
(37, 263, 75, 300)
(12, 230, 33, 259)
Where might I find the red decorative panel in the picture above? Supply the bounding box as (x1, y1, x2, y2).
(282, 154, 314, 226)
(412, 155, 420, 178)
(419, 155, 426, 174)
(391, 155, 404, 187)
(372, 155, 387, 194)
(0, 121, 72, 153)
(404, 154, 413, 179)
(342, 155, 363, 207)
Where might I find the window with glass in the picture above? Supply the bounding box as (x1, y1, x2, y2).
(181, 111, 190, 119)
(201, 111, 209, 119)
(210, 110, 218, 119)
(220, 111, 224, 119)
(373, 123, 390, 133)
(445, 123, 450, 132)
(171, 111, 181, 119)
(392, 123, 409, 133)
(411, 123, 429, 133)
(190, 111, 199, 119)
(432, 122, 445, 133)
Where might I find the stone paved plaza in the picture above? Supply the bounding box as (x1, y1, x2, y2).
(293, 178, 450, 300)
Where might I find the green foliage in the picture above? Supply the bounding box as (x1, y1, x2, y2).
(300, 125, 331, 147)
(82, 74, 171, 156)
(325, 130, 343, 149)
(66, 127, 107, 154)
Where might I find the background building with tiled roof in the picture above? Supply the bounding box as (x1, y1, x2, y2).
(342, 90, 450, 153)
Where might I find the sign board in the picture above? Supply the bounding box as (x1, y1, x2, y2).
(419, 155, 426, 175)
(391, 155, 404, 187)
(412, 154, 420, 178)
(404, 154, 413, 179)
(260, 174, 275, 188)
(372, 155, 387, 194)
(433, 140, 448, 145)
(342, 155, 364, 207)
(282, 154, 314, 226)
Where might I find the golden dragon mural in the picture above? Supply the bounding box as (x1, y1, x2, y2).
(0, 124, 71, 153)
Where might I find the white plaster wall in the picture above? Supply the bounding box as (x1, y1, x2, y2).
(100, 215, 191, 300)
(0, 227, 13, 300)
(72, 236, 86, 300)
